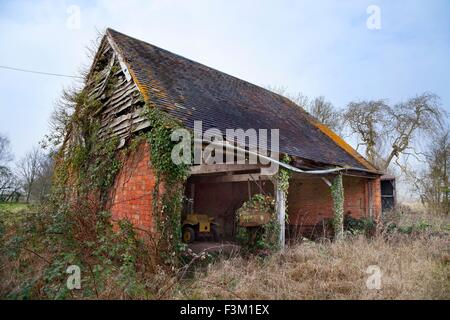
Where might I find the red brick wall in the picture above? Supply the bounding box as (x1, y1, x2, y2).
(287, 176, 376, 228)
(107, 141, 156, 232)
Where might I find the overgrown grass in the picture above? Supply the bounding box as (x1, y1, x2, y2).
(0, 203, 30, 213)
(1, 204, 449, 300)
(170, 235, 449, 300)
(0, 203, 31, 226)
(165, 209, 450, 300)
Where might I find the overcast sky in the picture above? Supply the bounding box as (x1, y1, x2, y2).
(0, 0, 449, 161)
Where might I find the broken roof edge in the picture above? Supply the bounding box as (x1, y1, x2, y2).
(105, 29, 150, 101)
(103, 28, 382, 175)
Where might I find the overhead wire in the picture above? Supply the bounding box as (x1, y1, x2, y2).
(0, 65, 83, 79)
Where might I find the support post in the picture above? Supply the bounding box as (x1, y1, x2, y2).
(274, 180, 286, 250)
(331, 174, 344, 241)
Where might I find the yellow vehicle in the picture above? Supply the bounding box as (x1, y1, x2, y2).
(182, 214, 219, 243)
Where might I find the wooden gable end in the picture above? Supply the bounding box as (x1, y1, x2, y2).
(85, 37, 148, 146)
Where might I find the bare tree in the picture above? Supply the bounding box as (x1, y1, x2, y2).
(343, 93, 445, 171)
(16, 147, 42, 203)
(0, 133, 13, 169)
(287, 92, 310, 110)
(40, 30, 104, 151)
(32, 152, 54, 202)
(384, 93, 444, 170)
(0, 166, 21, 202)
(40, 88, 77, 150)
(266, 86, 310, 109)
(0, 134, 20, 202)
(308, 96, 342, 133)
(410, 130, 450, 214)
(0, 166, 12, 191)
(267, 87, 342, 132)
(343, 100, 389, 165)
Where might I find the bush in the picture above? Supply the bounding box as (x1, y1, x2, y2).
(235, 194, 280, 254)
(344, 215, 377, 237)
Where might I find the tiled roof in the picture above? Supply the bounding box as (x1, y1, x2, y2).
(106, 28, 376, 171)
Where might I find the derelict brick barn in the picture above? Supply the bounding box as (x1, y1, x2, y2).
(73, 28, 383, 245)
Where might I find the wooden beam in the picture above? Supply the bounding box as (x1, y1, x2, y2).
(290, 170, 379, 180)
(190, 164, 263, 175)
(190, 173, 270, 184)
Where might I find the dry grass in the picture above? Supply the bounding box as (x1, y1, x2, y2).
(1, 204, 449, 300)
(171, 235, 449, 300)
(170, 210, 450, 300)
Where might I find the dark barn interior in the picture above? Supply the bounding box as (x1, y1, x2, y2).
(381, 175, 396, 212)
(185, 166, 274, 241)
